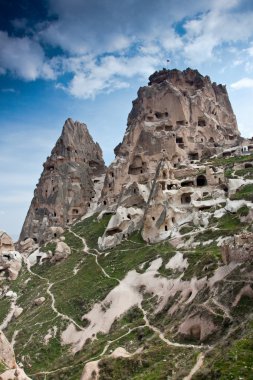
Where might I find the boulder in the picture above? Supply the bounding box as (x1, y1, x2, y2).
(51, 241, 71, 263)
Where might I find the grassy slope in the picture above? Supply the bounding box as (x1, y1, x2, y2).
(0, 155, 253, 379)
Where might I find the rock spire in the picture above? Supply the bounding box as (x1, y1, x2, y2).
(19, 118, 106, 247)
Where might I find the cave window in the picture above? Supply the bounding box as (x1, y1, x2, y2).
(103, 200, 107, 205)
(176, 120, 185, 126)
(165, 112, 168, 117)
(181, 193, 191, 204)
(167, 184, 173, 190)
(165, 125, 173, 131)
(54, 211, 56, 217)
(133, 188, 136, 194)
(127, 214, 131, 220)
(198, 117, 206, 127)
(73, 209, 79, 214)
(181, 180, 194, 187)
(152, 216, 155, 221)
(163, 170, 167, 179)
(172, 217, 175, 223)
(176, 137, 183, 144)
(33, 237, 38, 243)
(165, 225, 168, 231)
(147, 116, 153, 121)
(88, 203, 90, 207)
(197, 175, 207, 187)
(110, 172, 114, 177)
(160, 181, 166, 190)
(189, 152, 199, 161)
(155, 112, 163, 119)
(245, 163, 253, 168)
(54, 233, 57, 238)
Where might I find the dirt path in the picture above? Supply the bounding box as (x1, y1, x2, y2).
(24, 257, 85, 331)
(183, 352, 205, 380)
(0, 292, 17, 330)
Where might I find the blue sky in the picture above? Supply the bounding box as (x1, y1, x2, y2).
(0, 0, 253, 240)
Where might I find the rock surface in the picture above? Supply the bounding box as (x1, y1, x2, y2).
(0, 232, 22, 280)
(0, 231, 14, 254)
(98, 68, 240, 248)
(19, 118, 106, 248)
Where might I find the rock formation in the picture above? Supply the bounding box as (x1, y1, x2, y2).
(0, 232, 14, 254)
(19, 118, 106, 248)
(0, 232, 22, 280)
(98, 68, 240, 248)
(0, 331, 31, 380)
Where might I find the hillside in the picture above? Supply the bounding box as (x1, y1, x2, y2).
(1, 68, 253, 380)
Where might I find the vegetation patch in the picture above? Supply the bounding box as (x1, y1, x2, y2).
(230, 184, 253, 202)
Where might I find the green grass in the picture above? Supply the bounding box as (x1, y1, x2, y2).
(99, 336, 198, 380)
(72, 213, 112, 249)
(230, 184, 253, 202)
(207, 153, 253, 167)
(211, 321, 253, 380)
(0, 297, 11, 325)
(237, 205, 250, 217)
(235, 167, 253, 179)
(197, 213, 244, 242)
(182, 244, 221, 280)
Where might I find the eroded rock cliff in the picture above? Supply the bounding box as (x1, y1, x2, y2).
(19, 118, 106, 248)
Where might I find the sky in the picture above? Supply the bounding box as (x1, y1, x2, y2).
(0, 0, 253, 240)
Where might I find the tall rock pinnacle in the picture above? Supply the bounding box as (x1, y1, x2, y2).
(97, 68, 241, 248)
(100, 68, 239, 208)
(19, 118, 106, 247)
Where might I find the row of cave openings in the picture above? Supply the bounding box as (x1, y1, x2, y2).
(128, 152, 201, 176)
(145, 110, 208, 128)
(159, 174, 208, 193)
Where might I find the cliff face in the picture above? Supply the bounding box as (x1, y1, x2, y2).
(19, 118, 106, 247)
(97, 68, 240, 248)
(101, 68, 239, 205)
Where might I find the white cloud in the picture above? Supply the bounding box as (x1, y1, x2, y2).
(182, 4, 253, 64)
(58, 53, 161, 99)
(231, 77, 253, 89)
(0, 31, 56, 80)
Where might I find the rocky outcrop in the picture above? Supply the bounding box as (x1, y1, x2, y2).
(0, 331, 31, 380)
(0, 232, 22, 280)
(0, 232, 14, 254)
(98, 68, 239, 248)
(221, 232, 253, 264)
(19, 118, 106, 249)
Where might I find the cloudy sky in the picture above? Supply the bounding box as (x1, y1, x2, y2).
(0, 0, 253, 240)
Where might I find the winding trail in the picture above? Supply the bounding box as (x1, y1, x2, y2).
(24, 257, 85, 331)
(139, 303, 206, 350)
(0, 292, 17, 330)
(183, 352, 205, 380)
(27, 226, 208, 378)
(71, 230, 120, 283)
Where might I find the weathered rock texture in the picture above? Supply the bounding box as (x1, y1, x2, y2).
(0, 232, 22, 280)
(98, 68, 240, 248)
(0, 231, 14, 254)
(0, 330, 31, 380)
(19, 118, 106, 248)
(222, 232, 253, 264)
